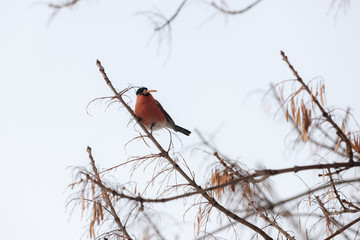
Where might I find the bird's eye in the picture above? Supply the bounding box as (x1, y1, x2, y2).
(136, 87, 148, 95)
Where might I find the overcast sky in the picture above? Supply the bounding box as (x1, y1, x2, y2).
(1, 0, 360, 239)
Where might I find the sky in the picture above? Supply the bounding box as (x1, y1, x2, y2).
(1, 0, 360, 239)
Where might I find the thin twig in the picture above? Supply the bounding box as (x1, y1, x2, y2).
(87, 146, 133, 240)
(211, 0, 263, 15)
(142, 212, 166, 240)
(269, 178, 360, 209)
(48, 0, 80, 9)
(327, 168, 347, 210)
(246, 197, 295, 240)
(315, 195, 334, 235)
(324, 216, 360, 240)
(154, 0, 187, 31)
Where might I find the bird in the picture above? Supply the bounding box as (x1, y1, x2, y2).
(135, 87, 191, 136)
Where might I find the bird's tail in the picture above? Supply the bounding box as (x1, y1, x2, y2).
(175, 125, 191, 136)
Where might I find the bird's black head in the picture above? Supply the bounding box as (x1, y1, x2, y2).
(136, 87, 148, 96)
(136, 87, 157, 96)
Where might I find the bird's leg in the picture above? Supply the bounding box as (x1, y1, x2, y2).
(150, 122, 156, 134)
(136, 117, 151, 133)
(136, 116, 143, 124)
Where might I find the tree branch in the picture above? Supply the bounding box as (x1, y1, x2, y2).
(142, 212, 166, 240)
(280, 50, 354, 162)
(271, 85, 347, 156)
(96, 59, 273, 240)
(324, 215, 360, 239)
(48, 0, 80, 9)
(87, 146, 133, 240)
(154, 0, 187, 31)
(211, 0, 263, 15)
(246, 197, 295, 240)
(269, 178, 360, 209)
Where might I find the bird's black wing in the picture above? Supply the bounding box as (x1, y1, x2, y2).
(156, 100, 176, 129)
(156, 101, 191, 136)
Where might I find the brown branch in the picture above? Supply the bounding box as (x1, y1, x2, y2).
(280, 50, 354, 162)
(254, 161, 360, 177)
(90, 158, 360, 209)
(246, 197, 295, 240)
(327, 169, 347, 210)
(87, 146, 133, 240)
(91, 166, 360, 214)
(213, 152, 243, 178)
(191, 161, 360, 200)
(142, 212, 166, 240)
(96, 59, 273, 240)
(154, 0, 187, 32)
(269, 178, 360, 209)
(211, 0, 263, 15)
(343, 199, 360, 211)
(48, 0, 80, 9)
(315, 195, 334, 233)
(324, 216, 360, 240)
(87, 157, 360, 214)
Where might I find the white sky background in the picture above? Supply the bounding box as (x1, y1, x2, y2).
(1, 0, 360, 239)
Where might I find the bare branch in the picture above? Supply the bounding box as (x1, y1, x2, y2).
(211, 0, 263, 15)
(246, 197, 295, 240)
(324, 216, 360, 240)
(269, 178, 360, 209)
(86, 146, 133, 240)
(327, 169, 347, 210)
(142, 212, 166, 240)
(48, 0, 80, 9)
(154, 0, 188, 32)
(281, 50, 354, 162)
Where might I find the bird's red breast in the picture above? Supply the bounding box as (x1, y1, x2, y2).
(135, 93, 167, 129)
